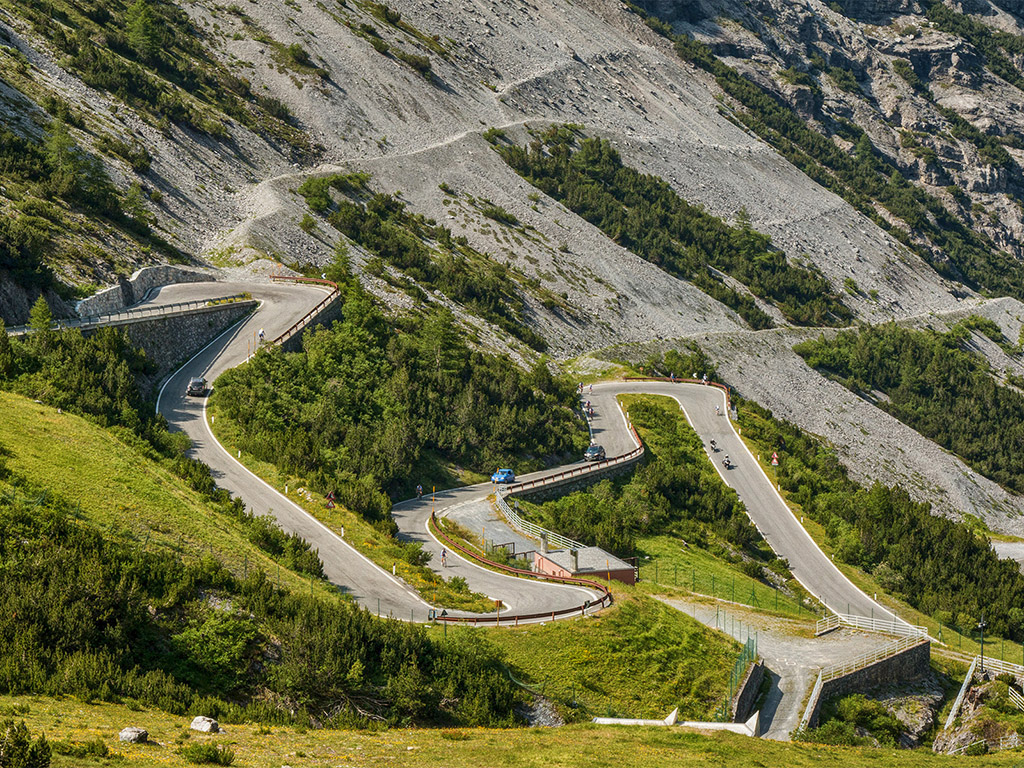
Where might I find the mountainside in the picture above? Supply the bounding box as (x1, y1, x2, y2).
(2, 0, 998, 337)
(7, 0, 1024, 529)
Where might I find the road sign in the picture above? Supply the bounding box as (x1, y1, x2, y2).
(771, 452, 779, 466)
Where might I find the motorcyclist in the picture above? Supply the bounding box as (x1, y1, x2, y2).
(710, 439, 717, 451)
(724, 454, 730, 466)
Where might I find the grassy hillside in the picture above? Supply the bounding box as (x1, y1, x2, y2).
(5, 694, 1020, 768)
(0, 390, 320, 595)
(478, 594, 740, 722)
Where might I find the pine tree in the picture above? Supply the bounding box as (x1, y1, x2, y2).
(43, 120, 77, 199)
(126, 0, 160, 62)
(28, 296, 54, 353)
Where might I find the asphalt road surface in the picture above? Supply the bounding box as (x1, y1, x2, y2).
(152, 281, 895, 626)
(587, 381, 898, 623)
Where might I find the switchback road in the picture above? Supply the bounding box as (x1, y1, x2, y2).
(152, 281, 895, 626)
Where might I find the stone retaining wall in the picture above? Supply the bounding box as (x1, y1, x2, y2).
(805, 641, 931, 729)
(82, 301, 256, 384)
(76, 266, 213, 317)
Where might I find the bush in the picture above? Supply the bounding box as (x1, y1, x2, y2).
(480, 203, 518, 227)
(0, 720, 51, 768)
(180, 743, 235, 765)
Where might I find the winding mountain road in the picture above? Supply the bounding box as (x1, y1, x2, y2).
(150, 280, 895, 627)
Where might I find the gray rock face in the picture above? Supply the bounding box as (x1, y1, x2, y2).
(118, 727, 148, 743)
(189, 716, 220, 733)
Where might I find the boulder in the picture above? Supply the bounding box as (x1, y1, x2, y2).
(118, 727, 148, 744)
(189, 716, 220, 733)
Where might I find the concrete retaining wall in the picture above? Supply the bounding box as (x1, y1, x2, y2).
(733, 660, 765, 723)
(76, 266, 213, 317)
(805, 641, 931, 728)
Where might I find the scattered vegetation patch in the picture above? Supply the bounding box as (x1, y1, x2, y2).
(297, 173, 547, 349)
(796, 694, 904, 747)
(625, 1, 1024, 304)
(495, 125, 851, 328)
(795, 320, 1024, 494)
(6, 0, 316, 157)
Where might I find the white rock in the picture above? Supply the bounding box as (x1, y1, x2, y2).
(190, 716, 220, 733)
(119, 726, 148, 743)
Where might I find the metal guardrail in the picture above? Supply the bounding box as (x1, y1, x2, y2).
(268, 275, 340, 345)
(505, 425, 645, 496)
(428, 511, 612, 624)
(950, 732, 1021, 756)
(945, 655, 979, 731)
(1008, 685, 1024, 713)
(798, 671, 824, 732)
(622, 375, 732, 412)
(820, 635, 928, 683)
(938, 649, 1024, 678)
(816, 612, 927, 638)
(7, 294, 254, 335)
(496, 494, 582, 551)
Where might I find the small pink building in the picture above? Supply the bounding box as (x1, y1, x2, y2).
(533, 546, 636, 585)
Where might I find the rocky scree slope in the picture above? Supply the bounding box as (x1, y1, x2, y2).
(0, 0, 977, 340)
(668, 0, 1024, 267)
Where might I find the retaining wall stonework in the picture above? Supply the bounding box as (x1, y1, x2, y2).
(85, 302, 255, 382)
(806, 641, 931, 728)
(76, 266, 213, 317)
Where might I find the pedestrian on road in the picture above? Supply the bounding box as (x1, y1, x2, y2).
(703, 373, 708, 385)
(441, 548, 448, 567)
(588, 384, 593, 394)
(715, 404, 720, 416)
(670, 372, 675, 382)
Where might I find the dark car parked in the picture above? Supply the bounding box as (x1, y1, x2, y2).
(584, 444, 606, 462)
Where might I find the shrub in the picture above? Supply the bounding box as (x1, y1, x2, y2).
(286, 43, 310, 66)
(480, 203, 518, 227)
(180, 743, 235, 765)
(0, 720, 51, 768)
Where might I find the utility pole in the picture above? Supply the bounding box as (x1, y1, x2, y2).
(978, 615, 988, 673)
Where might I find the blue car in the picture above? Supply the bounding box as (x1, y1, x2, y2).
(491, 468, 516, 484)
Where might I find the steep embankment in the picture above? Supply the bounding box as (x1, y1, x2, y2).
(0, 389, 322, 593)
